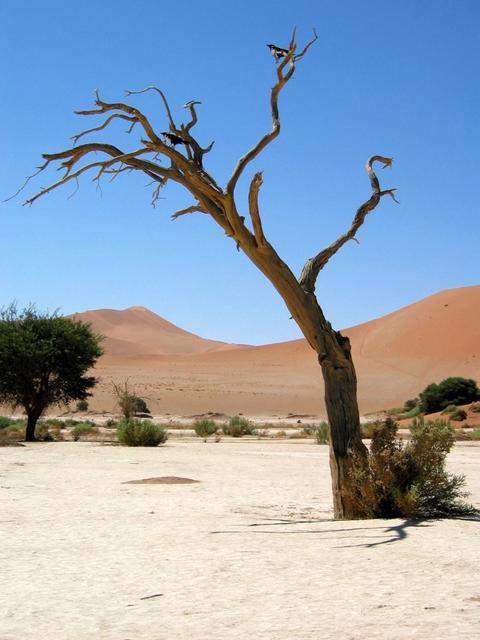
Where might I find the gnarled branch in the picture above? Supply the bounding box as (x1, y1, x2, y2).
(299, 156, 398, 293)
(71, 113, 137, 144)
(171, 204, 206, 220)
(248, 172, 266, 247)
(226, 28, 317, 195)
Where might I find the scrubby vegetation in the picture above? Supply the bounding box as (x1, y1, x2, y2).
(222, 416, 256, 437)
(116, 419, 167, 447)
(312, 422, 330, 444)
(342, 417, 477, 518)
(113, 381, 151, 419)
(419, 377, 479, 413)
(193, 419, 218, 438)
(71, 422, 99, 441)
(76, 399, 89, 412)
(0, 417, 27, 445)
(449, 408, 467, 421)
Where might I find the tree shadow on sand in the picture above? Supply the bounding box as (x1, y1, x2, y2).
(211, 514, 480, 548)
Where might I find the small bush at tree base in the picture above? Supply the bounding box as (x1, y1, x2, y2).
(361, 422, 383, 439)
(222, 416, 256, 437)
(193, 419, 218, 438)
(342, 417, 477, 519)
(117, 419, 168, 446)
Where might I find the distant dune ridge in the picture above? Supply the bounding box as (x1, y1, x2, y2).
(72, 285, 480, 417)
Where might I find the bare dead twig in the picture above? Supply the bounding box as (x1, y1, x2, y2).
(226, 29, 317, 195)
(248, 172, 266, 247)
(171, 204, 206, 220)
(126, 85, 178, 132)
(71, 113, 137, 144)
(299, 156, 398, 292)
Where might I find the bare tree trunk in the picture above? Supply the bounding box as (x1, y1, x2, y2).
(318, 332, 368, 519)
(25, 411, 39, 441)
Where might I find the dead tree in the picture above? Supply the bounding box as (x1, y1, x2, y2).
(17, 30, 397, 519)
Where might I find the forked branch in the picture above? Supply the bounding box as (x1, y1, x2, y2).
(299, 156, 398, 293)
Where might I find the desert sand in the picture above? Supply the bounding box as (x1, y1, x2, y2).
(1, 439, 479, 640)
(72, 286, 480, 418)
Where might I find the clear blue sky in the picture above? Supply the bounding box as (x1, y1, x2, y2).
(1, 1, 479, 344)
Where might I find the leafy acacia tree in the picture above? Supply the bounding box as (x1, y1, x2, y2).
(0, 306, 103, 441)
(16, 31, 398, 517)
(419, 377, 480, 413)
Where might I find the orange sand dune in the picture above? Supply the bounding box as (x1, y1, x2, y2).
(84, 286, 479, 417)
(71, 306, 245, 356)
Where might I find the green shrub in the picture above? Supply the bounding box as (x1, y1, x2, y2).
(419, 377, 480, 413)
(71, 422, 99, 441)
(449, 408, 467, 421)
(361, 422, 383, 439)
(0, 416, 16, 429)
(193, 419, 218, 438)
(0, 419, 26, 443)
(343, 417, 477, 518)
(403, 398, 419, 411)
(313, 421, 329, 444)
(387, 407, 405, 415)
(76, 399, 89, 412)
(403, 406, 421, 418)
(468, 429, 480, 440)
(133, 397, 150, 415)
(441, 404, 457, 414)
(222, 416, 256, 437)
(410, 415, 451, 434)
(117, 419, 168, 447)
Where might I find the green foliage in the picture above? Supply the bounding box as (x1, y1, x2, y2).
(403, 398, 419, 412)
(222, 415, 256, 437)
(313, 421, 330, 444)
(113, 382, 150, 418)
(0, 417, 27, 443)
(116, 419, 168, 447)
(0, 304, 103, 440)
(0, 416, 17, 429)
(133, 397, 150, 415)
(71, 422, 99, 441)
(76, 399, 89, 412)
(449, 408, 467, 421)
(468, 429, 480, 440)
(441, 404, 457, 414)
(193, 419, 218, 437)
(403, 406, 421, 418)
(343, 417, 477, 519)
(419, 377, 480, 413)
(361, 422, 383, 439)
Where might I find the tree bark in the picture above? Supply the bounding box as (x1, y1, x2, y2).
(25, 410, 40, 441)
(318, 331, 368, 519)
